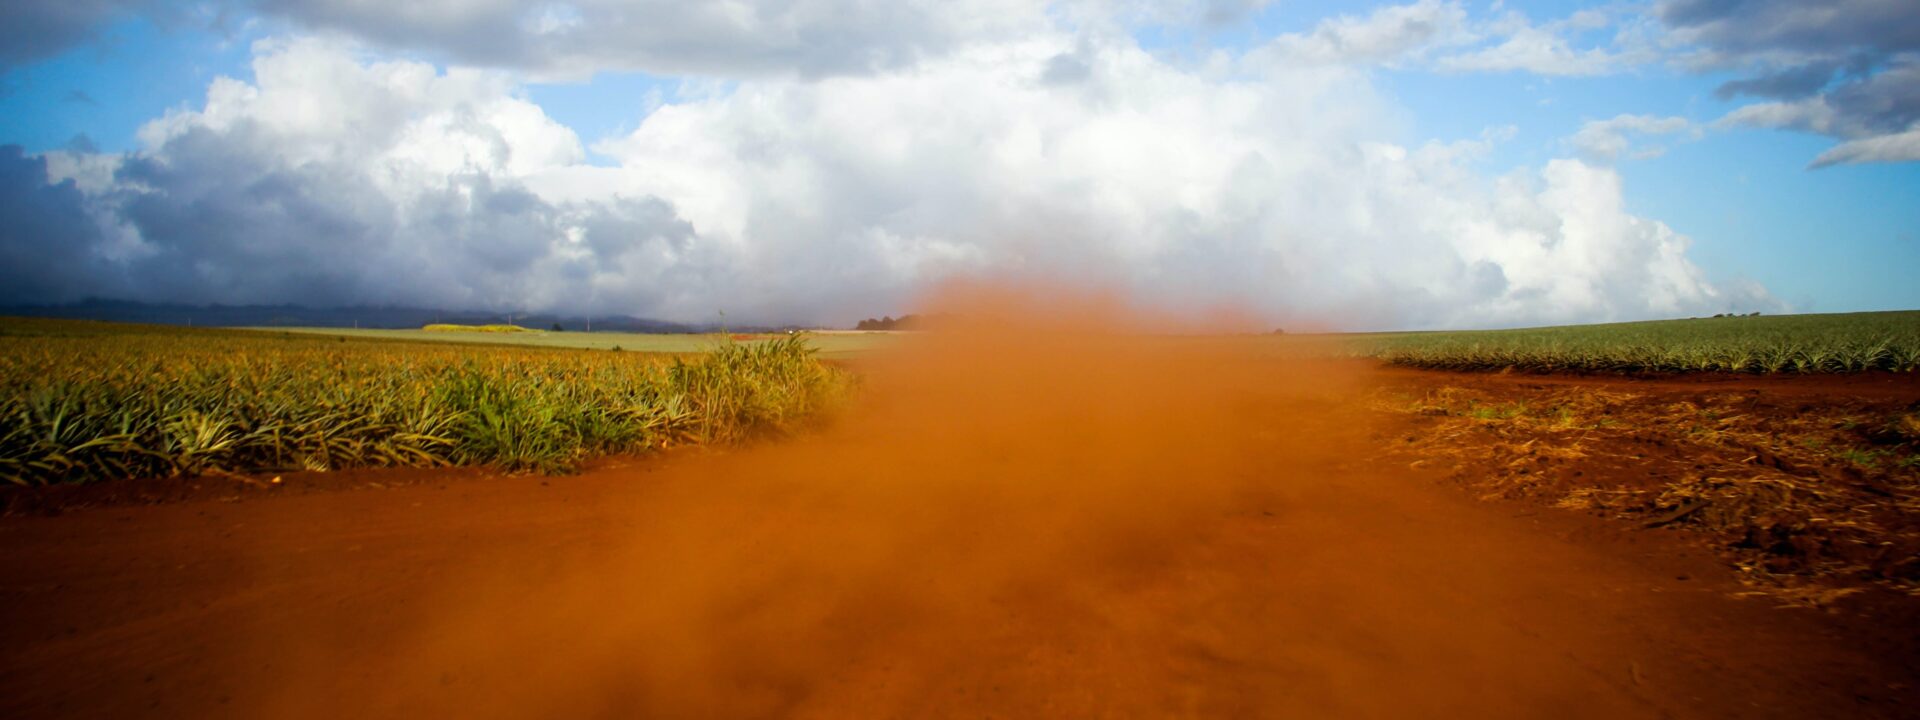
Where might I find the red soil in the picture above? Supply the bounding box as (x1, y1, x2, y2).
(1372, 367, 1920, 592)
(3, 309, 1917, 718)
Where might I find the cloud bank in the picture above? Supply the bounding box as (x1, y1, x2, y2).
(8, 0, 1913, 173)
(1667, 0, 1920, 166)
(2, 31, 1772, 329)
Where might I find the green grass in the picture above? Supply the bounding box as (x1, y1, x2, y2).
(252, 326, 897, 359)
(0, 318, 850, 485)
(422, 323, 539, 333)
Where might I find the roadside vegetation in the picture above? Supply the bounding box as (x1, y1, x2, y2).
(0, 318, 849, 485)
(1361, 311, 1920, 373)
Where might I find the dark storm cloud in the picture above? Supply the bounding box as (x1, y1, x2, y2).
(1821, 59, 1920, 136)
(1659, 0, 1920, 58)
(1662, 0, 1920, 162)
(1712, 61, 1842, 100)
(0, 146, 108, 303)
(1, 121, 704, 313)
(1, 1, 134, 68)
(110, 123, 391, 306)
(0, 1, 192, 69)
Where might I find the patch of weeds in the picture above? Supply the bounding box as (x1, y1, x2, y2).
(1837, 447, 1894, 469)
(1464, 401, 1526, 421)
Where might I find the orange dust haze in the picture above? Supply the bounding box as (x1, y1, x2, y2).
(250, 284, 1374, 717)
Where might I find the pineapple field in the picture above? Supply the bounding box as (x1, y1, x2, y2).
(0, 318, 847, 485)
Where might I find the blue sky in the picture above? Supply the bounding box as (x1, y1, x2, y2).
(0, 0, 1915, 327)
(1375, 52, 1920, 314)
(2, 17, 246, 154)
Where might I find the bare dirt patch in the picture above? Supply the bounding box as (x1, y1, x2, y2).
(1371, 367, 1920, 605)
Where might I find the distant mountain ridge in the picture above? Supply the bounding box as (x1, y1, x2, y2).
(0, 299, 742, 333)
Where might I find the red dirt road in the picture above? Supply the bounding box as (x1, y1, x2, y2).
(3, 325, 1917, 718)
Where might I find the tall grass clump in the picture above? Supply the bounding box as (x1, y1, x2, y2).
(0, 319, 849, 485)
(671, 334, 849, 443)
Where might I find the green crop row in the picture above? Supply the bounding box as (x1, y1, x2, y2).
(1356, 311, 1920, 374)
(0, 319, 849, 485)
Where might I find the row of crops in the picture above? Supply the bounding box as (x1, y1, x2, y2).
(1357, 311, 1920, 374)
(5, 309, 1916, 484)
(0, 319, 849, 485)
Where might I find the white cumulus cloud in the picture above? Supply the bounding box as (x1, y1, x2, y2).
(6, 32, 1773, 328)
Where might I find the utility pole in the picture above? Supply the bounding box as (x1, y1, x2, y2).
(586, 286, 598, 333)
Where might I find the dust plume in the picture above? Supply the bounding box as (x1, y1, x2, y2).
(255, 284, 1374, 718)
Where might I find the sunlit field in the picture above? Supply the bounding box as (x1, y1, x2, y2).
(256, 325, 896, 358)
(1358, 310, 1920, 373)
(258, 310, 1920, 374)
(0, 318, 848, 485)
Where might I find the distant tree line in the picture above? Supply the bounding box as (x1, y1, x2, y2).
(855, 314, 920, 331)
(854, 313, 963, 330)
